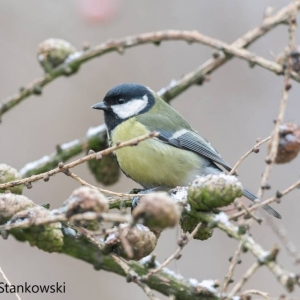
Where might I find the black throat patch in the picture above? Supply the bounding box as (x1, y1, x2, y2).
(103, 85, 155, 133)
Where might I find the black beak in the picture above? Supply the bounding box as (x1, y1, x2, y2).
(91, 102, 109, 111)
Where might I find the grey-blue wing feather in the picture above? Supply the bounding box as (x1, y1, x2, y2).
(243, 189, 281, 219)
(159, 130, 231, 171)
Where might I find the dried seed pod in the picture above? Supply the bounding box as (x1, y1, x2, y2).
(0, 194, 34, 224)
(271, 123, 300, 164)
(132, 194, 180, 230)
(188, 174, 243, 211)
(37, 38, 78, 73)
(0, 164, 23, 195)
(65, 186, 109, 218)
(103, 224, 157, 260)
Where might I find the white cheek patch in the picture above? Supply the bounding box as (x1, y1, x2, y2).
(111, 95, 148, 119)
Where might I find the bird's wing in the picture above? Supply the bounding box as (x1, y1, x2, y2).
(138, 113, 232, 170)
(158, 129, 232, 171)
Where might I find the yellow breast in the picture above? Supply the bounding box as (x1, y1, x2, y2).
(110, 118, 201, 188)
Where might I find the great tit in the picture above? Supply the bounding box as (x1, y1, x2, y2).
(92, 83, 281, 219)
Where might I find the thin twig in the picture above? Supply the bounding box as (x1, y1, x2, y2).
(0, 266, 21, 300)
(241, 289, 269, 299)
(0, 132, 158, 190)
(221, 242, 243, 294)
(257, 12, 297, 199)
(195, 211, 297, 292)
(0, 211, 133, 231)
(228, 262, 261, 297)
(69, 171, 131, 197)
(159, 1, 300, 102)
(87, 225, 121, 238)
(230, 178, 300, 220)
(68, 171, 163, 198)
(229, 137, 271, 175)
(239, 202, 262, 224)
(265, 214, 300, 264)
(142, 222, 202, 280)
(111, 254, 161, 300)
(118, 226, 134, 259)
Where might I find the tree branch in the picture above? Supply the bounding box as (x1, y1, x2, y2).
(1, 1, 299, 119)
(20, 124, 107, 177)
(0, 132, 158, 190)
(192, 210, 299, 292)
(258, 12, 297, 199)
(158, 0, 300, 102)
(0, 193, 219, 300)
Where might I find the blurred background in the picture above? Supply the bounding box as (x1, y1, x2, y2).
(1, 0, 300, 299)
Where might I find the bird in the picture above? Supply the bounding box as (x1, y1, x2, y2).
(92, 83, 281, 219)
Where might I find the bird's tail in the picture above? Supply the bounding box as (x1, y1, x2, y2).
(243, 189, 282, 219)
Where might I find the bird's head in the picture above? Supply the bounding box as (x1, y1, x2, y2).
(92, 83, 155, 125)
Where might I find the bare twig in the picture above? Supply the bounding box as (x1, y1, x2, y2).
(221, 242, 243, 294)
(265, 214, 300, 264)
(0, 266, 21, 300)
(0, 132, 158, 190)
(194, 211, 298, 292)
(118, 226, 134, 259)
(230, 178, 300, 220)
(159, 1, 300, 102)
(111, 254, 161, 300)
(69, 171, 128, 197)
(0, 211, 133, 231)
(68, 171, 158, 198)
(228, 262, 261, 297)
(257, 13, 297, 199)
(142, 222, 202, 281)
(241, 289, 269, 299)
(238, 202, 262, 224)
(229, 137, 271, 175)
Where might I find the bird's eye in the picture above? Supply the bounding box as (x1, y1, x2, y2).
(117, 98, 126, 104)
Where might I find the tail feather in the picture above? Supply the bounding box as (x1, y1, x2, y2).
(243, 188, 282, 219)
